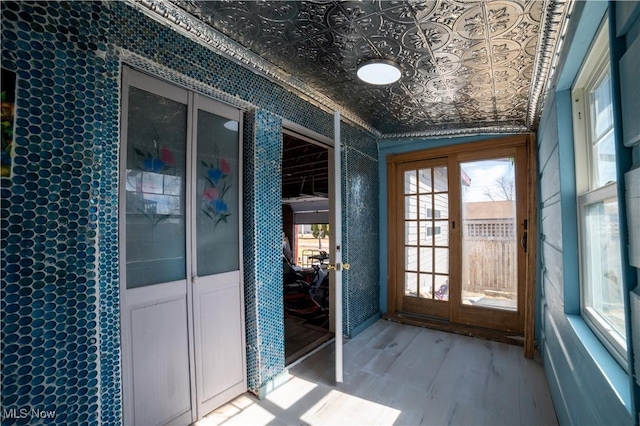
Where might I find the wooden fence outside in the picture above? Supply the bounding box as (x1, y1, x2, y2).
(462, 220, 517, 294)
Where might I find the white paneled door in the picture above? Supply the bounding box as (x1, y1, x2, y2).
(119, 67, 246, 425)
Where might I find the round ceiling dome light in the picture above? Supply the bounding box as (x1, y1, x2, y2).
(356, 59, 402, 85)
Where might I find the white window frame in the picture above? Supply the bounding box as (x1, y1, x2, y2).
(572, 18, 628, 370)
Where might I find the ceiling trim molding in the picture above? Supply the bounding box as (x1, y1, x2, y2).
(526, 0, 574, 129)
(380, 125, 530, 141)
(128, 0, 381, 137)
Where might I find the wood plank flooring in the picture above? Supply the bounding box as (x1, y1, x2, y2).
(196, 320, 557, 426)
(285, 317, 332, 365)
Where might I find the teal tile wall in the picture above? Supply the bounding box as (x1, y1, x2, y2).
(1, 1, 379, 424)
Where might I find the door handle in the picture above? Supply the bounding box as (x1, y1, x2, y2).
(192, 276, 199, 284)
(520, 232, 527, 253)
(327, 263, 350, 271)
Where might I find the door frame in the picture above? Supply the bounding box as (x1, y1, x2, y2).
(386, 134, 537, 356)
(282, 117, 344, 381)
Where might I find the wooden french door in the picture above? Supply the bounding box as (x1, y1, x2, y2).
(388, 136, 532, 335)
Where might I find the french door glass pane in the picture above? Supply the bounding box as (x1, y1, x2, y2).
(403, 164, 449, 301)
(405, 221, 418, 245)
(460, 158, 517, 311)
(196, 110, 240, 276)
(405, 247, 418, 271)
(125, 87, 187, 288)
(405, 196, 418, 219)
(404, 170, 417, 194)
(405, 272, 417, 297)
(583, 197, 626, 342)
(418, 169, 432, 192)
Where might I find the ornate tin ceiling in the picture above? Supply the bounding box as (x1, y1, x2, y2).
(133, 0, 572, 138)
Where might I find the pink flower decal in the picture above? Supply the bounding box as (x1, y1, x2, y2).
(220, 158, 231, 175)
(160, 146, 176, 167)
(203, 187, 219, 201)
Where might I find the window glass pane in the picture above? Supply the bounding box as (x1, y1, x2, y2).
(125, 87, 187, 288)
(434, 248, 449, 274)
(405, 247, 418, 271)
(405, 196, 417, 219)
(196, 110, 240, 276)
(590, 72, 613, 141)
(419, 273, 432, 298)
(434, 275, 449, 301)
(583, 197, 626, 344)
(434, 220, 449, 246)
(434, 166, 448, 192)
(460, 158, 517, 311)
(405, 221, 418, 245)
(434, 193, 449, 219)
(419, 194, 431, 220)
(592, 128, 617, 188)
(419, 221, 432, 246)
(419, 247, 432, 273)
(404, 170, 417, 194)
(418, 168, 432, 193)
(405, 272, 417, 297)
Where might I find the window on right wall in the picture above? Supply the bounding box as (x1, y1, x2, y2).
(572, 18, 628, 369)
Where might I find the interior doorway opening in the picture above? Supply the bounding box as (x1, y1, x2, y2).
(281, 131, 333, 365)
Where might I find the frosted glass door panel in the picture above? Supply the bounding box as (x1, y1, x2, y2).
(125, 87, 187, 288)
(196, 110, 240, 276)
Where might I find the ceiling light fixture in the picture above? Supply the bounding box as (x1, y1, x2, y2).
(356, 59, 402, 85)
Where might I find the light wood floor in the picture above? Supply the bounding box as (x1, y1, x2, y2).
(197, 320, 558, 426)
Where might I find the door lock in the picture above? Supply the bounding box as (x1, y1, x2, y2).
(327, 263, 350, 271)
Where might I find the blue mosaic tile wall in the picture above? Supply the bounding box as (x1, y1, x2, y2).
(1, 2, 108, 425)
(1, 1, 380, 423)
(242, 110, 285, 393)
(341, 125, 380, 336)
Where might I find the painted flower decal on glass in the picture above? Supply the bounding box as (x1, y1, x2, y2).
(201, 157, 232, 228)
(134, 130, 177, 173)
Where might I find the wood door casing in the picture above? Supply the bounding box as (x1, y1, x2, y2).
(387, 135, 536, 342)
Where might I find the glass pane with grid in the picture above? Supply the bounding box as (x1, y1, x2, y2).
(403, 166, 449, 300)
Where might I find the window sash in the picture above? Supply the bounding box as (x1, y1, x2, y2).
(572, 17, 628, 370)
(578, 183, 628, 368)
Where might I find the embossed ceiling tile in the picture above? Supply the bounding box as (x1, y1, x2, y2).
(501, 19, 540, 44)
(209, 7, 262, 47)
(402, 21, 450, 52)
(525, 0, 544, 23)
(440, 35, 475, 58)
(454, 1, 524, 41)
(246, 1, 300, 21)
(380, 2, 417, 24)
(327, 2, 382, 38)
(251, 36, 294, 59)
(157, 0, 573, 137)
(356, 35, 403, 60)
(297, 1, 332, 24)
(424, 1, 472, 28)
(257, 20, 289, 41)
(503, 50, 536, 71)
